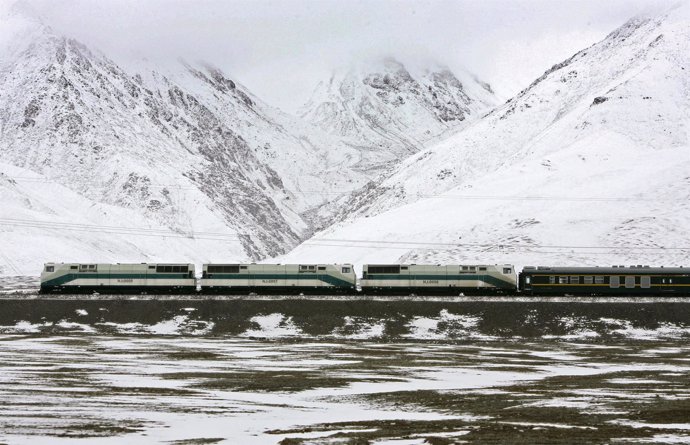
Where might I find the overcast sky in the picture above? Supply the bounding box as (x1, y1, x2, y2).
(22, 0, 675, 111)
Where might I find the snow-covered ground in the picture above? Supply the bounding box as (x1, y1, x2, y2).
(1, 334, 690, 444)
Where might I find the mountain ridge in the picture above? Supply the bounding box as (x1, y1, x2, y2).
(281, 7, 690, 270)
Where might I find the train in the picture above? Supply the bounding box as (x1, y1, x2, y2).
(39, 262, 690, 296)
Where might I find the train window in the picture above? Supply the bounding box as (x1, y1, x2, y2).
(181, 266, 189, 273)
(70, 265, 78, 270)
(610, 276, 620, 288)
(149, 265, 155, 269)
(172, 266, 181, 273)
(368, 266, 401, 274)
(670, 278, 673, 284)
(299, 265, 316, 273)
(45, 266, 54, 272)
(208, 265, 239, 273)
(165, 266, 173, 273)
(641, 276, 651, 288)
(662, 278, 666, 284)
(525, 277, 531, 284)
(401, 266, 408, 270)
(318, 266, 326, 271)
(240, 266, 248, 270)
(309, 266, 315, 270)
(549, 276, 555, 284)
(503, 268, 512, 274)
(470, 266, 476, 271)
(479, 267, 487, 271)
(625, 276, 635, 288)
(559, 277, 568, 284)
(595, 276, 605, 284)
(570, 276, 580, 284)
(584, 276, 593, 284)
(462, 266, 468, 271)
(342, 267, 351, 274)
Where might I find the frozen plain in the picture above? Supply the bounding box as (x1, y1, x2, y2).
(2, 299, 690, 444)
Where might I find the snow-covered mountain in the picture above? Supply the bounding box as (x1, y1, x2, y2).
(282, 5, 690, 270)
(0, 3, 373, 273)
(300, 58, 497, 173)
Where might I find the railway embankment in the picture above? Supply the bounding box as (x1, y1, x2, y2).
(1, 296, 690, 340)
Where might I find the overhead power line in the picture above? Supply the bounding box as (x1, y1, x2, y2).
(303, 238, 690, 252)
(2, 175, 670, 202)
(0, 218, 241, 242)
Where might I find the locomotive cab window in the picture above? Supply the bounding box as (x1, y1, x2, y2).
(342, 267, 351, 274)
(45, 265, 54, 272)
(503, 268, 512, 274)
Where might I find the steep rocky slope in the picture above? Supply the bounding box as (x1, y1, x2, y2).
(283, 6, 690, 270)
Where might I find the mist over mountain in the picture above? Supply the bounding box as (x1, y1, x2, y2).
(301, 58, 497, 173)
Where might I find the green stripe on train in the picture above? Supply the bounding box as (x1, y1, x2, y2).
(362, 274, 515, 288)
(41, 273, 191, 287)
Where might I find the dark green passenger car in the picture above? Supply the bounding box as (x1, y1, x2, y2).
(519, 266, 690, 295)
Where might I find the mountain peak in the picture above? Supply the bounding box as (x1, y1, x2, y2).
(300, 58, 497, 172)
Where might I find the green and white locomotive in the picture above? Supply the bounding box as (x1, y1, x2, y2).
(360, 264, 518, 295)
(40, 263, 196, 294)
(200, 263, 357, 294)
